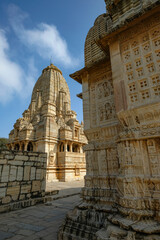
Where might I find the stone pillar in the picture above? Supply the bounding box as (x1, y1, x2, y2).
(24, 142, 28, 151)
(70, 143, 73, 152)
(64, 142, 67, 152)
(19, 144, 22, 151)
(80, 145, 83, 153)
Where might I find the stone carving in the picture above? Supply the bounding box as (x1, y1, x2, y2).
(58, 1, 160, 240)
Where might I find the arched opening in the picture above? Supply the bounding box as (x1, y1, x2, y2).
(27, 142, 33, 152)
(72, 144, 79, 153)
(21, 143, 25, 151)
(67, 145, 70, 152)
(14, 144, 20, 151)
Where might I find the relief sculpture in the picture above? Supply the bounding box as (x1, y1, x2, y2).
(59, 1, 160, 239)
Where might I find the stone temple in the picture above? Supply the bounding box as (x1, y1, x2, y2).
(59, 0, 160, 239)
(7, 64, 87, 182)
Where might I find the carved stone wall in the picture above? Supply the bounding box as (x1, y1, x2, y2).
(59, 1, 160, 240)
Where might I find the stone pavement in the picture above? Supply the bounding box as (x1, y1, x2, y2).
(45, 179, 84, 199)
(0, 180, 84, 240)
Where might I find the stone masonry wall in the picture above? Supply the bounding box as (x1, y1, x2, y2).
(0, 150, 47, 213)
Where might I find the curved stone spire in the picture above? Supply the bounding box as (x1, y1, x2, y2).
(30, 63, 71, 115)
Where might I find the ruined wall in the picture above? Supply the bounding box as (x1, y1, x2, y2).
(0, 150, 46, 213)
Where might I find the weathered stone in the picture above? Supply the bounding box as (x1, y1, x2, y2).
(15, 155, 28, 161)
(0, 159, 7, 164)
(17, 166, 23, 181)
(59, 1, 160, 239)
(24, 166, 31, 181)
(0, 151, 46, 212)
(30, 167, 36, 180)
(2, 196, 11, 204)
(8, 160, 23, 166)
(32, 181, 41, 192)
(0, 188, 6, 198)
(19, 194, 25, 200)
(1, 165, 9, 182)
(0, 183, 7, 187)
(21, 185, 31, 194)
(9, 166, 17, 181)
(7, 186, 20, 201)
(36, 169, 41, 180)
(5, 154, 14, 160)
(8, 181, 19, 187)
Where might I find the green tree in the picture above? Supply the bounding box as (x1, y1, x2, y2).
(0, 138, 9, 150)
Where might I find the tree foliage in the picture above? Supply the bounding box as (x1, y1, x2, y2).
(0, 138, 8, 150)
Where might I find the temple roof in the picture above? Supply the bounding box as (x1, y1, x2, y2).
(42, 63, 62, 75)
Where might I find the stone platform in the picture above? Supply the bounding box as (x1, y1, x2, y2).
(0, 180, 84, 240)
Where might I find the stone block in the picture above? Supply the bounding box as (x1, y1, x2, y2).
(5, 154, 14, 160)
(2, 196, 11, 204)
(21, 185, 31, 194)
(30, 156, 38, 161)
(28, 152, 38, 156)
(9, 166, 17, 181)
(32, 180, 41, 192)
(36, 169, 41, 180)
(0, 187, 6, 198)
(8, 160, 23, 166)
(15, 155, 28, 161)
(1, 165, 10, 182)
(24, 162, 34, 166)
(0, 205, 9, 213)
(19, 194, 25, 200)
(0, 183, 7, 187)
(41, 180, 46, 191)
(30, 167, 36, 180)
(0, 159, 7, 164)
(8, 181, 19, 187)
(17, 167, 23, 181)
(26, 193, 31, 198)
(24, 166, 31, 181)
(12, 194, 19, 201)
(7, 186, 20, 196)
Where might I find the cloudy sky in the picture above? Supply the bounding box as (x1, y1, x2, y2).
(0, 0, 106, 138)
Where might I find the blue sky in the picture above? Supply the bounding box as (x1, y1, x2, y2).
(0, 0, 106, 138)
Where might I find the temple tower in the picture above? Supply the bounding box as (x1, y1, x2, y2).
(8, 64, 87, 182)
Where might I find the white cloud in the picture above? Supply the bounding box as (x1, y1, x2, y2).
(8, 4, 79, 67)
(0, 30, 36, 104)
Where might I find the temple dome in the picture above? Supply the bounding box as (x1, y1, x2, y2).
(42, 63, 62, 75)
(30, 63, 71, 113)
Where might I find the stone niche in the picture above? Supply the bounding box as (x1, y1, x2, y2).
(58, 1, 160, 239)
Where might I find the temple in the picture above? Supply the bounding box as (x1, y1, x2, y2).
(59, 0, 160, 239)
(8, 64, 87, 182)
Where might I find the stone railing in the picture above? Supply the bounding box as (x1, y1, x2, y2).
(0, 150, 47, 213)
